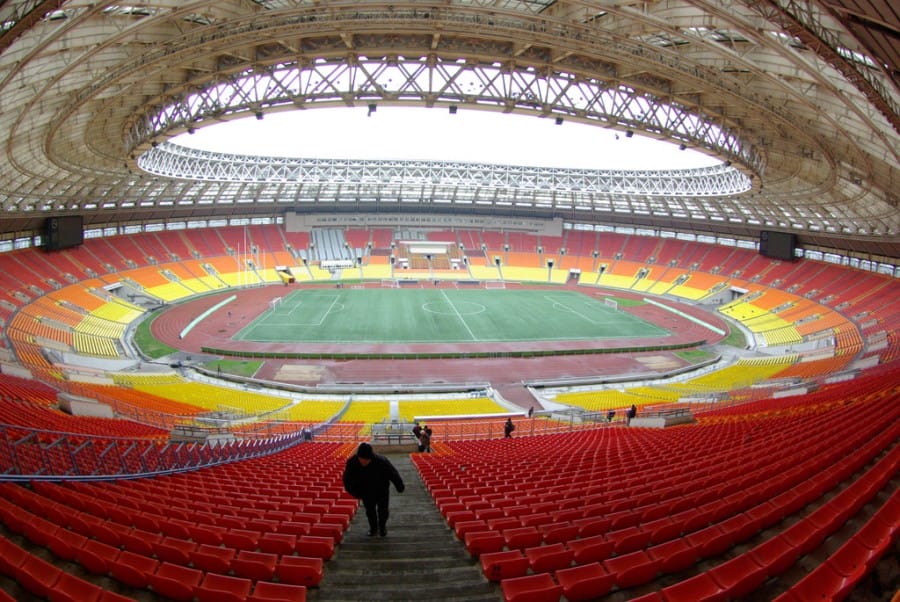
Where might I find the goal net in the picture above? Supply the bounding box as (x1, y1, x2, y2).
(604, 298, 618, 311)
(269, 297, 283, 311)
(484, 280, 506, 289)
(381, 279, 400, 288)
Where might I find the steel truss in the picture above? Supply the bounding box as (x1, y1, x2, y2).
(140, 143, 751, 199)
(132, 56, 763, 175)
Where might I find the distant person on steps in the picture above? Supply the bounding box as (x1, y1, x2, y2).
(504, 417, 515, 438)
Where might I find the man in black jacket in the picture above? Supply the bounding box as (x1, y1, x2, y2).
(342, 442, 405, 536)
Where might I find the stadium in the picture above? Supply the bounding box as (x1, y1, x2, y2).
(0, 2, 897, 601)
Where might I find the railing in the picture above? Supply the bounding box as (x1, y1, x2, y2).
(0, 423, 305, 482)
(356, 415, 590, 443)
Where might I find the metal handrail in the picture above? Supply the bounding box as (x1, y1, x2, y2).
(0, 423, 305, 482)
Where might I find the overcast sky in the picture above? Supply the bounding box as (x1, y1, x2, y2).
(175, 106, 720, 170)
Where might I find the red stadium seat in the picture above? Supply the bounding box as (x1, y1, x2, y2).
(308, 523, 343, 543)
(190, 543, 237, 573)
(109, 550, 160, 589)
(503, 526, 542, 549)
(258, 532, 298, 555)
(660, 571, 726, 602)
(120, 528, 163, 556)
(645, 517, 682, 545)
(647, 537, 700, 574)
(188, 524, 226, 546)
(539, 522, 579, 545)
(707, 553, 767, 599)
(603, 550, 660, 589)
(464, 530, 507, 557)
(45, 529, 89, 562)
(555, 562, 615, 601)
(76, 539, 120, 575)
(523, 542, 574, 573)
(196, 572, 253, 602)
(500, 573, 563, 602)
(776, 562, 853, 602)
(230, 550, 278, 581)
(275, 555, 324, 587)
(828, 537, 878, 578)
(22, 516, 60, 548)
(454, 519, 489, 538)
(481, 550, 530, 582)
(446, 509, 477, 526)
(780, 518, 824, 557)
(610, 525, 653, 555)
(223, 528, 262, 551)
(488, 517, 523, 532)
(749, 535, 799, 577)
(574, 516, 611, 538)
(716, 512, 761, 544)
(149, 562, 203, 601)
(684, 524, 732, 558)
(567, 534, 614, 564)
(15, 554, 63, 598)
(278, 522, 311, 537)
(249, 581, 307, 602)
(47, 571, 105, 602)
(296, 535, 334, 560)
(0, 537, 30, 575)
(152, 536, 197, 565)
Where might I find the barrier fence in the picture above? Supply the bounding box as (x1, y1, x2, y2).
(0, 424, 304, 482)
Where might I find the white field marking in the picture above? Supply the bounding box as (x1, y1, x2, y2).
(543, 294, 615, 325)
(440, 290, 479, 341)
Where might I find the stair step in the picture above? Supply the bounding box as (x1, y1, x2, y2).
(307, 453, 498, 601)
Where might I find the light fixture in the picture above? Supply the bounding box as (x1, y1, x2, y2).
(625, 130, 634, 138)
(255, 111, 264, 120)
(724, 160, 732, 167)
(449, 105, 457, 114)
(187, 126, 196, 135)
(679, 143, 686, 151)
(367, 103, 377, 116)
(555, 117, 563, 125)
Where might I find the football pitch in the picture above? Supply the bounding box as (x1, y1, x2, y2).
(233, 288, 669, 344)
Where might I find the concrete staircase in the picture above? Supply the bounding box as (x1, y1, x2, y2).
(308, 453, 499, 602)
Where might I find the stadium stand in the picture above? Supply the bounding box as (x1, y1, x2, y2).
(0, 224, 896, 601)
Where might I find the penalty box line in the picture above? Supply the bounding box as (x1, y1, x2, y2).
(543, 294, 616, 326)
(272, 293, 343, 327)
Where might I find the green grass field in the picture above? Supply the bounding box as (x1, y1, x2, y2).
(234, 289, 669, 344)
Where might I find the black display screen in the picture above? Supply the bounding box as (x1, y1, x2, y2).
(759, 230, 797, 261)
(44, 215, 84, 250)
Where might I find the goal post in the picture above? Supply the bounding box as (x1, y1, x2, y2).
(381, 279, 400, 289)
(604, 297, 618, 311)
(484, 280, 506, 289)
(269, 297, 283, 311)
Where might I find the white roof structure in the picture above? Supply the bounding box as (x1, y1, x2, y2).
(0, 1, 896, 258)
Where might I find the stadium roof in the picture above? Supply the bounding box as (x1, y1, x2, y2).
(0, 1, 897, 258)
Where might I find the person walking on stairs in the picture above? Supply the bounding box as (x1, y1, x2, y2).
(342, 442, 405, 536)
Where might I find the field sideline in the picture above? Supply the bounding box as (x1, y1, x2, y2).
(233, 288, 669, 344)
